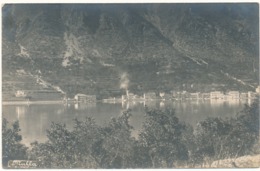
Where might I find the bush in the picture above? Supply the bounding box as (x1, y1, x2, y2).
(3, 100, 259, 168)
(2, 118, 28, 168)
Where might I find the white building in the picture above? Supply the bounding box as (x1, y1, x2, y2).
(190, 92, 200, 99)
(227, 91, 240, 99)
(210, 91, 224, 99)
(15, 90, 26, 97)
(74, 94, 96, 103)
(256, 86, 260, 94)
(248, 91, 257, 99)
(240, 92, 248, 99)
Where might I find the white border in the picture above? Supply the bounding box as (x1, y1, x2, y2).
(1, 1, 259, 171)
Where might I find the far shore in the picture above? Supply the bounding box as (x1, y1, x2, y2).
(2, 100, 65, 105)
(2, 99, 102, 105)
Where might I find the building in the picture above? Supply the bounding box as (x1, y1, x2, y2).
(190, 92, 200, 99)
(144, 92, 157, 100)
(164, 93, 172, 100)
(174, 91, 186, 100)
(122, 90, 139, 101)
(74, 94, 96, 103)
(210, 91, 224, 99)
(202, 93, 210, 99)
(15, 90, 27, 97)
(171, 91, 178, 99)
(256, 86, 260, 94)
(121, 95, 127, 101)
(181, 91, 189, 99)
(127, 92, 135, 100)
(248, 91, 257, 99)
(159, 92, 165, 98)
(240, 92, 248, 99)
(227, 91, 240, 99)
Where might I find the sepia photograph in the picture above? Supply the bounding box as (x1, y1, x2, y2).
(1, 2, 260, 168)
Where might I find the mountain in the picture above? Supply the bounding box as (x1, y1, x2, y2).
(2, 4, 259, 99)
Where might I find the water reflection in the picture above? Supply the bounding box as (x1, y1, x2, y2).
(2, 99, 248, 146)
(74, 103, 96, 110)
(15, 106, 27, 118)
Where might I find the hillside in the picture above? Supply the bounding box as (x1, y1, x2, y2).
(2, 4, 259, 99)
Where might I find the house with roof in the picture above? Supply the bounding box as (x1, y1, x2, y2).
(227, 91, 240, 99)
(210, 91, 224, 99)
(74, 94, 96, 103)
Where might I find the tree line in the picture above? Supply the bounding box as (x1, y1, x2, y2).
(2, 101, 259, 168)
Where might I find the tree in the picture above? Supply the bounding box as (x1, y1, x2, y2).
(2, 118, 28, 168)
(29, 118, 102, 168)
(193, 100, 259, 166)
(29, 110, 137, 168)
(138, 108, 188, 168)
(194, 117, 233, 166)
(228, 101, 259, 157)
(100, 110, 137, 168)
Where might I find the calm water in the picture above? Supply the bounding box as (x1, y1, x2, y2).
(2, 99, 251, 146)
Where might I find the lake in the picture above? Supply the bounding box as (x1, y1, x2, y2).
(2, 99, 251, 146)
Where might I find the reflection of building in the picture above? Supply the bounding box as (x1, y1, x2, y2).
(74, 102, 96, 110)
(210, 99, 224, 106)
(74, 94, 96, 103)
(159, 101, 165, 108)
(16, 106, 26, 118)
(228, 99, 240, 105)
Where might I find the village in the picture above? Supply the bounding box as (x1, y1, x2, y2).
(3, 69, 259, 105)
(102, 84, 260, 102)
(4, 85, 260, 104)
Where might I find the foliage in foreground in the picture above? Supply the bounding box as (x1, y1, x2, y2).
(2, 119, 28, 167)
(2, 101, 259, 168)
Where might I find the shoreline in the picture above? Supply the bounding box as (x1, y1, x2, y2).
(2, 100, 102, 105)
(2, 100, 66, 105)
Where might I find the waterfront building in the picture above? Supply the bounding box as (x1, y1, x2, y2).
(171, 91, 179, 99)
(122, 95, 127, 101)
(144, 92, 157, 100)
(15, 90, 26, 97)
(240, 92, 248, 99)
(190, 92, 200, 99)
(202, 93, 210, 99)
(227, 91, 240, 99)
(127, 92, 135, 100)
(248, 91, 257, 99)
(172, 92, 177, 99)
(74, 94, 96, 103)
(159, 92, 165, 98)
(256, 86, 260, 94)
(181, 91, 190, 99)
(210, 91, 224, 99)
(164, 93, 172, 100)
